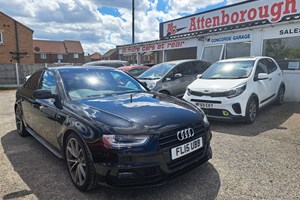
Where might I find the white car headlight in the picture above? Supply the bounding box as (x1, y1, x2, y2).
(147, 82, 156, 90)
(102, 134, 151, 149)
(226, 83, 247, 98)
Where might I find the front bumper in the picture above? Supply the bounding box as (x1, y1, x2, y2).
(94, 144, 212, 188)
(93, 127, 212, 188)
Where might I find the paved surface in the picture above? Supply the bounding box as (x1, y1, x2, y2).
(0, 90, 299, 200)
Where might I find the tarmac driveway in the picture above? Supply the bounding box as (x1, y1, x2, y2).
(0, 90, 299, 199)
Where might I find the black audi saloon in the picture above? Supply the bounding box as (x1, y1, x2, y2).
(15, 66, 212, 191)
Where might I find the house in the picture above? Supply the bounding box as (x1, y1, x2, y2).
(0, 11, 34, 64)
(89, 52, 102, 61)
(101, 48, 118, 60)
(33, 40, 84, 64)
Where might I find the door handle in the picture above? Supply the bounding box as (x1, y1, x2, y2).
(269, 77, 272, 81)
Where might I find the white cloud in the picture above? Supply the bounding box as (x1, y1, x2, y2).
(0, 0, 247, 55)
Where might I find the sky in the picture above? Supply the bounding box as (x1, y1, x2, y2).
(0, 0, 245, 55)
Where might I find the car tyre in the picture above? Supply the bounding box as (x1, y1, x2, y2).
(65, 133, 97, 192)
(15, 106, 29, 137)
(244, 97, 258, 124)
(274, 85, 285, 106)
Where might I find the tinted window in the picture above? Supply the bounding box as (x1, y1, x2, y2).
(127, 68, 148, 76)
(255, 60, 269, 79)
(24, 70, 43, 91)
(193, 61, 211, 74)
(264, 59, 278, 73)
(39, 70, 57, 94)
(174, 63, 193, 76)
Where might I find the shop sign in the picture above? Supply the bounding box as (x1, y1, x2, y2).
(119, 39, 196, 54)
(207, 33, 251, 44)
(160, 0, 300, 38)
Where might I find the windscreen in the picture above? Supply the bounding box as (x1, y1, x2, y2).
(201, 61, 254, 79)
(59, 68, 146, 100)
(138, 63, 175, 80)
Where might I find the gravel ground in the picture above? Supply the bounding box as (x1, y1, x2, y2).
(0, 90, 299, 200)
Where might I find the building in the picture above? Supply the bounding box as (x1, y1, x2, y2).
(89, 52, 102, 61)
(33, 40, 84, 64)
(0, 11, 34, 64)
(117, 0, 300, 102)
(101, 48, 118, 60)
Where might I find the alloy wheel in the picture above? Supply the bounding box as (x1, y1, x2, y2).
(278, 87, 285, 105)
(15, 107, 23, 134)
(249, 100, 257, 122)
(66, 138, 86, 186)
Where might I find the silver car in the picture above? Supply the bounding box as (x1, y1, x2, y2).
(83, 60, 130, 68)
(138, 59, 211, 97)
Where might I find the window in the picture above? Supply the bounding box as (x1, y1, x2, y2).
(201, 45, 224, 64)
(263, 37, 300, 70)
(57, 54, 63, 60)
(41, 53, 46, 59)
(255, 60, 269, 79)
(225, 42, 251, 59)
(264, 59, 278, 74)
(74, 53, 79, 59)
(0, 32, 3, 44)
(38, 70, 57, 94)
(24, 70, 44, 91)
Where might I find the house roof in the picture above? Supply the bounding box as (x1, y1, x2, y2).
(64, 40, 84, 53)
(0, 11, 34, 32)
(102, 48, 117, 57)
(90, 52, 102, 60)
(33, 40, 67, 54)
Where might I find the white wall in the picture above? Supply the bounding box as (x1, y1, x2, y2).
(283, 71, 300, 102)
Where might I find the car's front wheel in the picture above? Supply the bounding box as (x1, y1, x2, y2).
(65, 133, 97, 192)
(15, 106, 29, 137)
(244, 97, 258, 124)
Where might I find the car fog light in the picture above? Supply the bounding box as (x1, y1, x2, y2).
(222, 111, 229, 116)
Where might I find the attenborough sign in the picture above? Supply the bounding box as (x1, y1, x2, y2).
(160, 0, 300, 38)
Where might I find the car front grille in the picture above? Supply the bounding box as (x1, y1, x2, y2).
(190, 90, 228, 97)
(158, 123, 207, 171)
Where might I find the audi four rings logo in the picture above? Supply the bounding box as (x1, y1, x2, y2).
(177, 128, 195, 141)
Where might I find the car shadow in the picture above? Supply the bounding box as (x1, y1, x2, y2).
(210, 103, 300, 137)
(2, 130, 220, 200)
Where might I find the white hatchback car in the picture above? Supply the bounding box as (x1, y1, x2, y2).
(183, 57, 285, 123)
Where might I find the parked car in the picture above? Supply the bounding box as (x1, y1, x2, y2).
(138, 59, 211, 97)
(118, 65, 150, 77)
(83, 60, 130, 68)
(183, 56, 285, 123)
(15, 66, 212, 191)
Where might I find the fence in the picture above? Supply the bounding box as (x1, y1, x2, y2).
(0, 63, 78, 87)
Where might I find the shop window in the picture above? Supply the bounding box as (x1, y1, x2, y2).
(225, 42, 251, 59)
(74, 53, 79, 59)
(0, 32, 3, 44)
(263, 37, 300, 70)
(201, 45, 224, 64)
(41, 53, 47, 59)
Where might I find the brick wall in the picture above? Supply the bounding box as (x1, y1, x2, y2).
(0, 12, 34, 64)
(34, 53, 67, 63)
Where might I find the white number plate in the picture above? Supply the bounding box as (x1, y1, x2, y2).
(171, 137, 203, 160)
(196, 102, 214, 108)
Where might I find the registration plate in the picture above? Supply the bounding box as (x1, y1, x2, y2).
(196, 102, 214, 108)
(171, 137, 203, 160)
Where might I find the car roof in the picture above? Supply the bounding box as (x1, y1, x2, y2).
(161, 59, 204, 65)
(83, 60, 129, 66)
(118, 65, 150, 70)
(49, 65, 116, 71)
(218, 56, 271, 63)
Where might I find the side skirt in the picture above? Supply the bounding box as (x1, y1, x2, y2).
(26, 127, 63, 159)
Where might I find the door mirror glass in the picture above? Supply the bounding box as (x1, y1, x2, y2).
(197, 74, 203, 79)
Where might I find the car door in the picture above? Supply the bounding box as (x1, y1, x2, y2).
(254, 59, 270, 104)
(30, 69, 60, 148)
(265, 58, 282, 98)
(171, 62, 192, 96)
(19, 70, 44, 128)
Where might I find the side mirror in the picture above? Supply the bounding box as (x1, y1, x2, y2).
(197, 74, 203, 79)
(33, 89, 57, 99)
(174, 73, 182, 79)
(257, 73, 269, 80)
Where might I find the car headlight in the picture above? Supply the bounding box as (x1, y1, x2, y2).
(147, 82, 156, 90)
(226, 83, 247, 98)
(102, 134, 151, 149)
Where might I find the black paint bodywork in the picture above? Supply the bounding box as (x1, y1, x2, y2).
(15, 66, 212, 188)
